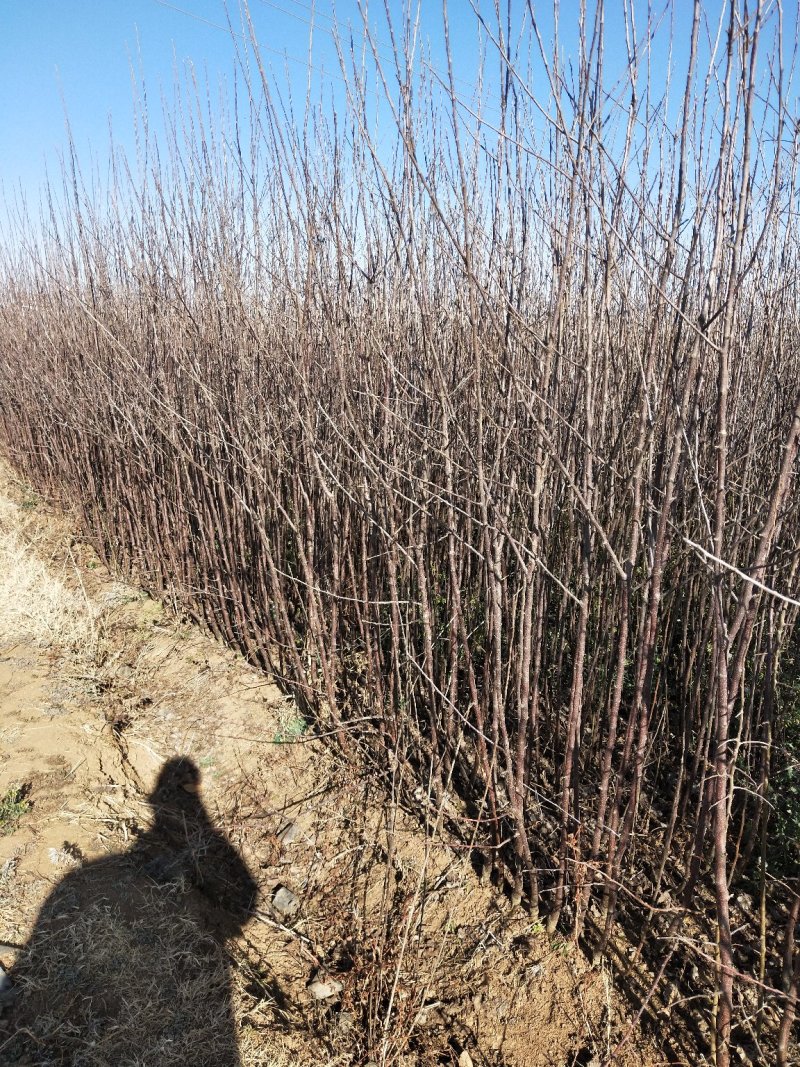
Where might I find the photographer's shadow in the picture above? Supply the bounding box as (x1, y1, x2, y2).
(1, 757, 257, 1066)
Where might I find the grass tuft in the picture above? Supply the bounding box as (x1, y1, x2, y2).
(0, 785, 31, 835)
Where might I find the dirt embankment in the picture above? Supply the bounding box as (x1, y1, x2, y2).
(0, 463, 659, 1067)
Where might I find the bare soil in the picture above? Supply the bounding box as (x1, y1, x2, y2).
(0, 462, 661, 1067)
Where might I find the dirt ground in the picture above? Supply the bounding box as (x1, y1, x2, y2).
(0, 461, 662, 1067)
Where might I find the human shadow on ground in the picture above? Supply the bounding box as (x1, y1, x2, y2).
(1, 757, 258, 1066)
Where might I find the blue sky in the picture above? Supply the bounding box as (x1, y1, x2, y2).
(0, 2, 788, 204)
(0, 0, 486, 197)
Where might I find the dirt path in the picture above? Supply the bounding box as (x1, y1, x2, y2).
(0, 463, 660, 1067)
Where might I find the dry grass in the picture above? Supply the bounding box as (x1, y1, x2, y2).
(0, 484, 97, 656)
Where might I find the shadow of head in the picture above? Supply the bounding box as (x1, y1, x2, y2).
(140, 755, 207, 841)
(135, 755, 258, 930)
(151, 754, 202, 798)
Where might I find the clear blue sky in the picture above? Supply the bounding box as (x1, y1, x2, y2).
(1, 1, 349, 196)
(0, 0, 494, 198)
(0, 2, 788, 204)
